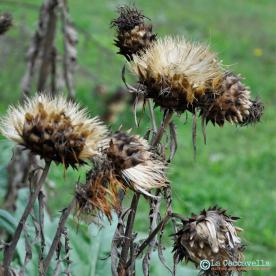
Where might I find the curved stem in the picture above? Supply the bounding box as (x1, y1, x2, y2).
(3, 161, 51, 271)
(151, 110, 174, 147)
(148, 99, 158, 133)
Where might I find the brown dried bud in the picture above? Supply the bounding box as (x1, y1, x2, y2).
(173, 206, 244, 274)
(75, 162, 123, 223)
(0, 13, 12, 35)
(199, 72, 264, 126)
(240, 98, 264, 126)
(0, 95, 108, 168)
(106, 131, 168, 196)
(111, 6, 156, 61)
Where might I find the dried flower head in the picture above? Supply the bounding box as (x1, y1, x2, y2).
(173, 206, 244, 273)
(239, 98, 264, 126)
(199, 72, 264, 126)
(111, 5, 156, 61)
(130, 36, 223, 112)
(0, 95, 107, 168)
(106, 131, 168, 196)
(75, 162, 123, 223)
(0, 12, 12, 35)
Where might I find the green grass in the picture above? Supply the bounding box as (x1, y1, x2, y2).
(0, 0, 275, 275)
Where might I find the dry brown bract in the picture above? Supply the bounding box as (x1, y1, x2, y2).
(0, 95, 107, 168)
(111, 6, 156, 61)
(106, 132, 168, 196)
(75, 163, 123, 223)
(130, 36, 223, 112)
(75, 131, 168, 223)
(173, 206, 244, 275)
(199, 72, 264, 126)
(0, 13, 12, 35)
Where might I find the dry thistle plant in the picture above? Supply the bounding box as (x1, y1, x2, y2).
(0, 94, 107, 168)
(130, 36, 224, 113)
(129, 36, 264, 127)
(75, 131, 168, 221)
(0, 4, 265, 276)
(173, 206, 245, 275)
(0, 94, 107, 272)
(109, 5, 264, 276)
(75, 161, 124, 223)
(111, 6, 156, 61)
(106, 131, 168, 194)
(198, 72, 264, 126)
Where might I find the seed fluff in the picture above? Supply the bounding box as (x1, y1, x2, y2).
(0, 94, 108, 168)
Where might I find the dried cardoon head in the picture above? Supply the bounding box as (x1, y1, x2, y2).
(130, 36, 223, 112)
(199, 72, 264, 126)
(111, 5, 156, 61)
(239, 98, 264, 126)
(75, 163, 123, 223)
(0, 12, 12, 35)
(106, 131, 168, 195)
(0, 95, 107, 168)
(173, 206, 244, 273)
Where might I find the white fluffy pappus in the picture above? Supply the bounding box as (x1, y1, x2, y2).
(130, 36, 224, 102)
(0, 94, 108, 165)
(106, 131, 168, 196)
(122, 160, 168, 196)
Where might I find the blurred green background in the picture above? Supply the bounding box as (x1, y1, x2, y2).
(0, 0, 275, 275)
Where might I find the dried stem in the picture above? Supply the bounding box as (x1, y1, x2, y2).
(151, 110, 174, 147)
(134, 214, 170, 261)
(117, 193, 140, 275)
(3, 161, 51, 272)
(117, 107, 174, 275)
(50, 47, 57, 94)
(3, 149, 38, 212)
(60, 0, 78, 100)
(43, 198, 76, 273)
(130, 212, 185, 264)
(142, 192, 161, 275)
(38, 191, 46, 275)
(148, 99, 157, 133)
(37, 0, 58, 91)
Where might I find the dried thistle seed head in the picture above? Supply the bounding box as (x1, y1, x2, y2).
(0, 13, 12, 35)
(111, 6, 146, 31)
(199, 72, 264, 126)
(75, 164, 123, 223)
(0, 95, 108, 168)
(130, 36, 223, 111)
(111, 5, 156, 61)
(106, 131, 168, 195)
(240, 98, 264, 126)
(173, 206, 244, 270)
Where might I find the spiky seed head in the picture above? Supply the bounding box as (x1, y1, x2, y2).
(130, 36, 223, 111)
(75, 163, 123, 223)
(111, 6, 156, 61)
(199, 72, 264, 126)
(0, 95, 108, 168)
(173, 206, 244, 272)
(0, 13, 12, 35)
(240, 98, 264, 126)
(106, 131, 168, 195)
